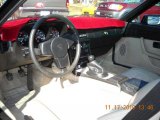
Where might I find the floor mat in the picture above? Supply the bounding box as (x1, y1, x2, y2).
(4, 86, 29, 108)
(21, 77, 132, 120)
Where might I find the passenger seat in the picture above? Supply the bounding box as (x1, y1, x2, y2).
(116, 67, 160, 95)
(98, 68, 160, 120)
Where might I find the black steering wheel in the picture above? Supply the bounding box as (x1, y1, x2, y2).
(29, 14, 81, 78)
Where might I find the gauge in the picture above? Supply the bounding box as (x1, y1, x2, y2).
(35, 29, 46, 43)
(50, 28, 59, 38)
(17, 31, 29, 46)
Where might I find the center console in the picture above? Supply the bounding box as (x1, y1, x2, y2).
(69, 39, 108, 78)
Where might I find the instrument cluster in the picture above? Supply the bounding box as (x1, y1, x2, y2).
(17, 27, 60, 47)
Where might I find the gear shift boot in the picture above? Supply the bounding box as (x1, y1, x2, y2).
(87, 55, 108, 78)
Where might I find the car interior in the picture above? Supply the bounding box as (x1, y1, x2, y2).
(0, 0, 160, 120)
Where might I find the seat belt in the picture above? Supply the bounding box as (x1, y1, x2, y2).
(123, 82, 160, 120)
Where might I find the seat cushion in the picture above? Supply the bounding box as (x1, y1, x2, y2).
(121, 68, 160, 82)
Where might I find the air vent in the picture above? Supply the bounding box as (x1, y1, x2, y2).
(119, 44, 126, 56)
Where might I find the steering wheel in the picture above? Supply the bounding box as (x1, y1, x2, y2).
(29, 14, 81, 78)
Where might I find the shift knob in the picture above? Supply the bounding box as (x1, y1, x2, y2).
(88, 55, 95, 62)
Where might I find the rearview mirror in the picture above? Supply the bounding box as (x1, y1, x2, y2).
(141, 15, 160, 25)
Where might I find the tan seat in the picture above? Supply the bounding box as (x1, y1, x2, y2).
(98, 79, 160, 120)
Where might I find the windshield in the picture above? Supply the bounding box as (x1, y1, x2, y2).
(6, 0, 149, 20)
(0, 0, 6, 7)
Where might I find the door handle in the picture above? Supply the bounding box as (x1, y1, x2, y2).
(153, 42, 160, 49)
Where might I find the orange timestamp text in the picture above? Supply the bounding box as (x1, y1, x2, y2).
(105, 104, 154, 111)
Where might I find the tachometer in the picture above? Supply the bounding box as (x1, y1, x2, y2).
(50, 28, 59, 38)
(17, 31, 29, 46)
(35, 29, 46, 43)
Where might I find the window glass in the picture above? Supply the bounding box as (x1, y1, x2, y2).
(123, 0, 143, 3)
(133, 2, 160, 23)
(8, 0, 146, 20)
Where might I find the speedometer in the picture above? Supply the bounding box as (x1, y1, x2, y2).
(35, 29, 46, 43)
(17, 31, 29, 46)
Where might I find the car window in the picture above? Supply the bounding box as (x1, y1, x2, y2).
(0, 0, 7, 7)
(131, 2, 160, 23)
(155, 2, 160, 6)
(123, 0, 143, 3)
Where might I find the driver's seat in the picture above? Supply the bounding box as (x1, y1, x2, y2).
(98, 78, 160, 120)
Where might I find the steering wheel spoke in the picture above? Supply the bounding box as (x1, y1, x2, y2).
(54, 53, 70, 69)
(67, 38, 74, 48)
(39, 39, 52, 56)
(60, 24, 68, 36)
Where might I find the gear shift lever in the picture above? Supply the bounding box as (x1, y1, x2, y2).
(87, 55, 108, 78)
(88, 55, 95, 62)
(88, 55, 103, 73)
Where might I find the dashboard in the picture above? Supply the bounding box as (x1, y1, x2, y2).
(0, 19, 124, 72)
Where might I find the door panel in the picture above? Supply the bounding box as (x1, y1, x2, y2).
(114, 25, 160, 74)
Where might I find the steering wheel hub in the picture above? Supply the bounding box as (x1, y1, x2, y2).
(50, 37, 68, 58)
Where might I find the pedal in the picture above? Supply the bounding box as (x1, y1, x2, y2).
(18, 67, 26, 77)
(24, 115, 34, 120)
(6, 71, 13, 81)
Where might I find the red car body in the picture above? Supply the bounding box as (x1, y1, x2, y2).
(95, 1, 160, 20)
